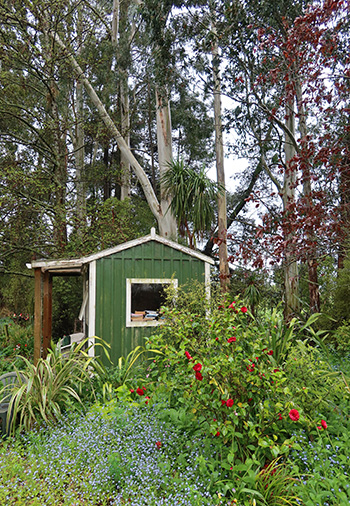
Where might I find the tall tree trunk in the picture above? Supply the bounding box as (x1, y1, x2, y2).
(147, 80, 156, 190)
(120, 75, 130, 200)
(114, 0, 131, 200)
(156, 88, 177, 239)
(51, 33, 168, 231)
(283, 99, 299, 319)
(211, 9, 229, 291)
(43, 21, 67, 254)
(294, 77, 320, 313)
(75, 4, 86, 231)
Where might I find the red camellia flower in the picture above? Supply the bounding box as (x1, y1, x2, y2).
(156, 441, 162, 448)
(193, 363, 202, 372)
(226, 399, 234, 407)
(289, 409, 300, 421)
(136, 387, 145, 396)
(185, 351, 193, 360)
(195, 371, 203, 381)
(321, 419, 327, 429)
(227, 337, 236, 343)
(241, 306, 248, 313)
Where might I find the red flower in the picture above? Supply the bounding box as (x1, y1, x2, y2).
(317, 426, 322, 430)
(248, 398, 253, 402)
(136, 387, 145, 396)
(273, 369, 280, 373)
(267, 350, 273, 356)
(156, 441, 162, 448)
(145, 396, 150, 404)
(228, 302, 236, 308)
(215, 337, 219, 341)
(321, 419, 327, 429)
(215, 431, 220, 436)
(227, 337, 236, 343)
(193, 363, 202, 372)
(221, 400, 226, 406)
(289, 409, 300, 421)
(278, 413, 283, 420)
(226, 399, 234, 407)
(129, 389, 134, 393)
(195, 371, 203, 381)
(185, 351, 193, 360)
(241, 306, 248, 313)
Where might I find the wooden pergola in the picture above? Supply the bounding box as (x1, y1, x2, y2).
(28, 259, 83, 364)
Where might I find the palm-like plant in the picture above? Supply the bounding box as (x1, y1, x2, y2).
(161, 159, 223, 248)
(0, 337, 109, 435)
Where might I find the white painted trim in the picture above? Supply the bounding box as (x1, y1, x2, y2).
(88, 261, 96, 357)
(126, 278, 178, 327)
(28, 231, 214, 270)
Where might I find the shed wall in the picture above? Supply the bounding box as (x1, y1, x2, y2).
(94, 241, 206, 364)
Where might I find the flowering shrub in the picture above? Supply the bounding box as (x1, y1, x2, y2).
(143, 291, 303, 467)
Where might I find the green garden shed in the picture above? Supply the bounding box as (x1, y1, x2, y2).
(28, 228, 214, 365)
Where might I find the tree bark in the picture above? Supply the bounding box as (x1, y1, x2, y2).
(51, 32, 166, 229)
(283, 99, 299, 319)
(211, 10, 230, 291)
(294, 77, 320, 313)
(74, 5, 86, 231)
(156, 88, 177, 239)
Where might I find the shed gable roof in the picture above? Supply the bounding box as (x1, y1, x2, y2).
(28, 228, 215, 272)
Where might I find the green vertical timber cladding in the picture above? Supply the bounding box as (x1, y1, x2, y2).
(95, 242, 206, 365)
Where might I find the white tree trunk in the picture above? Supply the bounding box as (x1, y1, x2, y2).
(283, 100, 299, 319)
(112, 0, 130, 200)
(156, 89, 177, 239)
(75, 5, 86, 230)
(51, 32, 164, 227)
(120, 75, 131, 200)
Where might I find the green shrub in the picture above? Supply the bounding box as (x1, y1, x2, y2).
(143, 290, 301, 466)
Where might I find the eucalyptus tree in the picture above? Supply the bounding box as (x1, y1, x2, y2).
(207, 0, 347, 315)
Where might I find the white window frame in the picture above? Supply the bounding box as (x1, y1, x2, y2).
(126, 278, 178, 327)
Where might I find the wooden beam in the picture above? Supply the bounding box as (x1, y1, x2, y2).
(42, 271, 53, 359)
(34, 268, 42, 365)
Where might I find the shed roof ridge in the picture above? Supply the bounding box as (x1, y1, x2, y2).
(29, 231, 215, 270)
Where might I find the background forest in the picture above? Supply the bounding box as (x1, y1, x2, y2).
(0, 0, 349, 338)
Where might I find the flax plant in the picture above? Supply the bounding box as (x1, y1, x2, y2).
(1, 337, 108, 435)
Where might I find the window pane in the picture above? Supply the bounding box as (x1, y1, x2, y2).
(131, 283, 167, 314)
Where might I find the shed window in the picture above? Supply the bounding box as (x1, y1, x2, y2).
(126, 278, 177, 327)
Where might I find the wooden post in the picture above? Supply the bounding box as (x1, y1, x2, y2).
(34, 268, 42, 365)
(42, 271, 53, 359)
